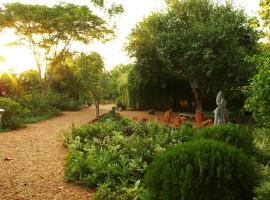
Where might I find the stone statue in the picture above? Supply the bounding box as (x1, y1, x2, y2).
(213, 91, 228, 125)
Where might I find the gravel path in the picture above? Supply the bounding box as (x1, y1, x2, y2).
(0, 107, 108, 200)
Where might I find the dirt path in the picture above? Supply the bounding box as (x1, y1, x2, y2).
(0, 107, 108, 200)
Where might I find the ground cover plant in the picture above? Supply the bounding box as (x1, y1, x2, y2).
(64, 115, 195, 199)
(63, 114, 262, 199)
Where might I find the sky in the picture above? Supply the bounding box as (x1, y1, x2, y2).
(0, 0, 260, 74)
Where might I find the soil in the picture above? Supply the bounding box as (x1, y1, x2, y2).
(0, 106, 170, 200)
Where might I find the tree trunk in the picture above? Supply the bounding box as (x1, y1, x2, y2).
(94, 98, 100, 119)
(41, 82, 49, 99)
(192, 88, 204, 125)
(192, 87, 203, 112)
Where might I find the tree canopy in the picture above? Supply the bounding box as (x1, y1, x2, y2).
(72, 52, 104, 118)
(126, 0, 259, 112)
(0, 2, 123, 98)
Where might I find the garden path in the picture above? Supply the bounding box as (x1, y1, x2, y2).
(0, 107, 109, 200)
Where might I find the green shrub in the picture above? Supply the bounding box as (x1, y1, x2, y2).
(19, 92, 54, 117)
(64, 118, 194, 199)
(253, 128, 270, 164)
(116, 97, 127, 110)
(47, 92, 81, 111)
(144, 139, 260, 200)
(193, 124, 254, 155)
(0, 97, 26, 129)
(254, 181, 270, 200)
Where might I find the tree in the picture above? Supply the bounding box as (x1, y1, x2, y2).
(0, 2, 123, 98)
(259, 0, 270, 42)
(126, 0, 259, 119)
(18, 70, 40, 92)
(111, 64, 132, 105)
(245, 48, 270, 128)
(72, 52, 104, 119)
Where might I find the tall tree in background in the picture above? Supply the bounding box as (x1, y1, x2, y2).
(127, 0, 259, 120)
(0, 2, 123, 98)
(72, 52, 104, 119)
(259, 0, 270, 42)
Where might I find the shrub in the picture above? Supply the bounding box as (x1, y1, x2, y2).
(254, 181, 270, 200)
(193, 124, 254, 155)
(0, 97, 26, 129)
(64, 118, 194, 199)
(47, 92, 81, 111)
(116, 97, 127, 110)
(144, 140, 260, 200)
(253, 128, 270, 164)
(19, 92, 54, 117)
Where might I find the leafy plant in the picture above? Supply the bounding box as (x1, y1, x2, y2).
(193, 123, 254, 155)
(0, 97, 27, 129)
(144, 139, 260, 200)
(64, 117, 194, 199)
(245, 48, 270, 128)
(253, 128, 270, 164)
(254, 181, 270, 200)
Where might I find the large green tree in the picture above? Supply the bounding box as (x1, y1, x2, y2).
(72, 52, 105, 118)
(126, 0, 259, 115)
(0, 2, 123, 98)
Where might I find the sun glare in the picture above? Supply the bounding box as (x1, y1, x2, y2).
(0, 64, 11, 76)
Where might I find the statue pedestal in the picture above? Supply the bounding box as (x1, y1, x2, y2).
(195, 111, 204, 125)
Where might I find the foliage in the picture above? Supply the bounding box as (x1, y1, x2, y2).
(0, 97, 26, 129)
(18, 92, 57, 117)
(127, 67, 194, 111)
(254, 181, 270, 200)
(116, 97, 127, 110)
(0, 2, 119, 97)
(71, 52, 105, 118)
(111, 64, 132, 105)
(144, 139, 260, 200)
(47, 92, 81, 111)
(253, 128, 270, 164)
(0, 72, 22, 98)
(258, 0, 270, 41)
(64, 116, 195, 199)
(245, 48, 270, 128)
(18, 70, 40, 92)
(193, 124, 254, 155)
(126, 0, 259, 112)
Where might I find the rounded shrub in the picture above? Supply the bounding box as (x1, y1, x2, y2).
(193, 124, 254, 155)
(0, 97, 26, 129)
(144, 140, 260, 200)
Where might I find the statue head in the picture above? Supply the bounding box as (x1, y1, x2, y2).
(216, 91, 224, 106)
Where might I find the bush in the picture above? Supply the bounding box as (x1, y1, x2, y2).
(47, 92, 81, 111)
(0, 97, 26, 129)
(193, 124, 254, 155)
(64, 118, 194, 199)
(144, 139, 260, 200)
(19, 92, 55, 117)
(116, 97, 127, 110)
(253, 128, 270, 164)
(254, 181, 270, 200)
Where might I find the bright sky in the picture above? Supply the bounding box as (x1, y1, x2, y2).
(0, 0, 260, 74)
